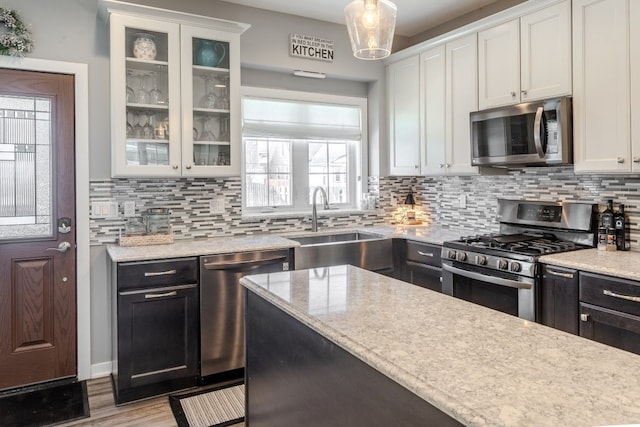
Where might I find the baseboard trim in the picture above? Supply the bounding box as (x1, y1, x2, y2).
(91, 362, 113, 379)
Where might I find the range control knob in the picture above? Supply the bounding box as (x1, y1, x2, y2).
(447, 250, 457, 260)
(498, 259, 509, 270)
(475, 255, 487, 266)
(510, 262, 522, 273)
(457, 252, 468, 262)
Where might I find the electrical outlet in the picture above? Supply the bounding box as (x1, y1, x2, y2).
(123, 201, 136, 217)
(459, 194, 467, 209)
(209, 197, 225, 214)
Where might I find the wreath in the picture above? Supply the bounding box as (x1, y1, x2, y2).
(0, 8, 33, 57)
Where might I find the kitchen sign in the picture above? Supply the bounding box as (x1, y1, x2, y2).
(290, 33, 334, 62)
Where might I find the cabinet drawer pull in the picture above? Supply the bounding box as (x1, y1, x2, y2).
(144, 269, 177, 277)
(580, 313, 590, 322)
(145, 291, 177, 299)
(603, 289, 640, 303)
(546, 269, 574, 279)
(417, 251, 435, 257)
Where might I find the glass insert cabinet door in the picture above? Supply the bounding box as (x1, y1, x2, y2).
(180, 25, 241, 176)
(109, 13, 182, 177)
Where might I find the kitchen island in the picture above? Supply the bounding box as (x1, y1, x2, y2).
(240, 265, 640, 427)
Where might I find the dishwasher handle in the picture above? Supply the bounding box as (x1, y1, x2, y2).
(202, 255, 288, 271)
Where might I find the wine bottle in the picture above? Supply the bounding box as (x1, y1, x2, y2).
(614, 203, 629, 251)
(600, 199, 614, 230)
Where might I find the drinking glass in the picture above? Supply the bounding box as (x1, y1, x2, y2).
(218, 116, 230, 142)
(126, 70, 135, 103)
(135, 72, 150, 105)
(143, 112, 154, 139)
(214, 77, 230, 110)
(199, 117, 217, 142)
(199, 76, 218, 109)
(148, 72, 162, 105)
(126, 111, 134, 138)
(133, 113, 144, 139)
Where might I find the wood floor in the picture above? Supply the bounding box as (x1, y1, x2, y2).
(59, 377, 244, 427)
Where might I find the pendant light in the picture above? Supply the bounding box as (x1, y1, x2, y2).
(344, 0, 397, 60)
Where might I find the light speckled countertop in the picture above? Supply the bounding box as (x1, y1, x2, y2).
(540, 249, 640, 281)
(106, 234, 299, 262)
(106, 225, 465, 262)
(241, 265, 640, 427)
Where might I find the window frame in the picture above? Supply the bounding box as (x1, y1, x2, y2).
(240, 87, 368, 216)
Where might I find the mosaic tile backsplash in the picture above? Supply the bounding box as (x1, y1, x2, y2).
(90, 167, 640, 251)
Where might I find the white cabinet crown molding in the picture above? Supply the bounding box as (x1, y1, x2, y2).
(98, 0, 251, 34)
(384, 0, 565, 64)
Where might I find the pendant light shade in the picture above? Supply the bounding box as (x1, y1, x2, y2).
(344, 0, 397, 60)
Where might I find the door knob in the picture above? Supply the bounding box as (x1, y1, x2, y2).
(47, 241, 72, 253)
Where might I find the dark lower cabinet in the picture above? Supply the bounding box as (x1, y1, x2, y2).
(579, 271, 640, 356)
(540, 265, 579, 334)
(111, 258, 200, 404)
(391, 239, 443, 292)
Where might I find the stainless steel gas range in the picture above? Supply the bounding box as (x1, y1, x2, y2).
(441, 199, 598, 321)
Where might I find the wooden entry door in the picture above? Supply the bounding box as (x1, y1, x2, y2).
(0, 69, 76, 390)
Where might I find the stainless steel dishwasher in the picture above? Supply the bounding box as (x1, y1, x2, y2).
(199, 249, 292, 380)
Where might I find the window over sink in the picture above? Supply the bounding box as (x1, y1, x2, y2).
(241, 87, 366, 215)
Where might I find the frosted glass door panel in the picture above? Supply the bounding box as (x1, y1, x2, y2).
(0, 95, 52, 239)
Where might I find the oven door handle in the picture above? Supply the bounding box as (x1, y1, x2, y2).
(442, 263, 532, 290)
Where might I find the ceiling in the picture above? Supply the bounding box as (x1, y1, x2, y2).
(221, 0, 513, 37)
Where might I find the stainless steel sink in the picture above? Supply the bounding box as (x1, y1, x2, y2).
(288, 231, 381, 246)
(289, 231, 392, 271)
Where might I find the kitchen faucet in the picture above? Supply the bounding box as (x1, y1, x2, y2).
(311, 186, 330, 232)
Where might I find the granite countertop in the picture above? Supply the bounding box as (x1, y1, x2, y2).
(106, 224, 465, 262)
(106, 234, 299, 262)
(540, 248, 640, 281)
(241, 265, 640, 427)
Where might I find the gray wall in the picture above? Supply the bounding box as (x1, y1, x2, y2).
(0, 0, 393, 369)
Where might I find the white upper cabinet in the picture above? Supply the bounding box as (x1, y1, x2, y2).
(387, 34, 478, 177)
(478, 19, 520, 109)
(420, 46, 446, 174)
(102, 1, 248, 178)
(387, 56, 421, 175)
(478, 1, 571, 109)
(573, 0, 633, 173)
(444, 34, 479, 175)
(420, 35, 478, 175)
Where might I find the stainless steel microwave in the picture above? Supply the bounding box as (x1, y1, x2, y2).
(470, 96, 572, 167)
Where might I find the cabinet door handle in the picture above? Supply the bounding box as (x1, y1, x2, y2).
(417, 251, 434, 257)
(603, 289, 640, 303)
(186, 165, 192, 169)
(545, 269, 574, 279)
(144, 291, 177, 299)
(510, 91, 516, 97)
(172, 164, 179, 169)
(414, 165, 419, 169)
(144, 269, 177, 277)
(439, 163, 445, 168)
(521, 90, 528, 96)
(633, 157, 640, 163)
(580, 313, 590, 322)
(617, 157, 625, 164)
